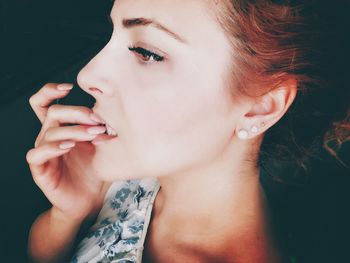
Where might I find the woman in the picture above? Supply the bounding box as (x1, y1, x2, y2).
(26, 0, 349, 262)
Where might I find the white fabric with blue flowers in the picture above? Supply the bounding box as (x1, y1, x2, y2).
(70, 177, 161, 263)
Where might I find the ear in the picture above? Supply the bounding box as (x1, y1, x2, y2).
(235, 78, 298, 140)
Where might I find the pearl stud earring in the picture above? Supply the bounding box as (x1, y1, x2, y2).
(251, 125, 258, 133)
(237, 129, 249, 139)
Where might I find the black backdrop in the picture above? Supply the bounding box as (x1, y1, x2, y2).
(0, 0, 349, 262)
(0, 0, 113, 261)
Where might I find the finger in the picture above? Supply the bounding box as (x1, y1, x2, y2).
(29, 83, 74, 124)
(38, 125, 106, 147)
(43, 104, 105, 129)
(35, 105, 105, 147)
(26, 141, 75, 181)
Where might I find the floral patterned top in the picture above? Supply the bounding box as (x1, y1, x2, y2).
(70, 177, 161, 263)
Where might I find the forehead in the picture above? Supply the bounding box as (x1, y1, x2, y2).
(111, 0, 224, 46)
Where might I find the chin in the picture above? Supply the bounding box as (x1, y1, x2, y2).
(91, 164, 145, 182)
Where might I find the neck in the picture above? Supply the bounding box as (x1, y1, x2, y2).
(154, 134, 263, 220)
(148, 136, 281, 261)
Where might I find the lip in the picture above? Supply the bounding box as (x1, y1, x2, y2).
(91, 108, 119, 142)
(92, 109, 118, 131)
(91, 133, 119, 145)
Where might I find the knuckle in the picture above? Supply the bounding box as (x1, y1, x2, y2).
(26, 149, 36, 164)
(28, 95, 36, 107)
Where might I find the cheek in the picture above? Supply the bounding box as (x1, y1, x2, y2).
(121, 64, 235, 175)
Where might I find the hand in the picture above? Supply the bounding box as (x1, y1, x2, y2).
(26, 83, 111, 222)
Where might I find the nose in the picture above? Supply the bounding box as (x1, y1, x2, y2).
(77, 45, 115, 98)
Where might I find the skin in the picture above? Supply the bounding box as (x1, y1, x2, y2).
(77, 0, 238, 181)
(27, 0, 297, 262)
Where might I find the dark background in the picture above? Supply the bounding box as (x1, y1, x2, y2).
(0, 0, 113, 261)
(0, 0, 349, 262)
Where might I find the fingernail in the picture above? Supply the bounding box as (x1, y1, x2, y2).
(59, 141, 76, 150)
(57, 83, 74, 91)
(87, 126, 106, 135)
(90, 113, 105, 124)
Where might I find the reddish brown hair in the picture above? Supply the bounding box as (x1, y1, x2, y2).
(210, 0, 350, 181)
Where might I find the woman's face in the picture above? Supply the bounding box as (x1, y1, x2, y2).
(77, 0, 244, 181)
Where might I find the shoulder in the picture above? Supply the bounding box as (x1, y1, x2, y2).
(71, 177, 160, 263)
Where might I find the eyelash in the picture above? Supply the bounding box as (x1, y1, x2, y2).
(128, 46, 165, 63)
(106, 16, 165, 64)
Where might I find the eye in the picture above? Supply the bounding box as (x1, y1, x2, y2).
(128, 46, 165, 63)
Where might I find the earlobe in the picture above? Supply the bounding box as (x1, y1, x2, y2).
(236, 122, 266, 140)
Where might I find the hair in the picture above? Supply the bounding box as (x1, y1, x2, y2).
(209, 0, 350, 183)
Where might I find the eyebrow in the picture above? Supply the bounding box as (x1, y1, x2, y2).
(109, 15, 187, 44)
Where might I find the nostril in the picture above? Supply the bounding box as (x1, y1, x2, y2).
(89, 87, 103, 93)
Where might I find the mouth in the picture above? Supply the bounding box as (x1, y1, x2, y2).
(91, 111, 118, 137)
(105, 123, 118, 136)
(91, 122, 119, 145)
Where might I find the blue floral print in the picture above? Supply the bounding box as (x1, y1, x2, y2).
(70, 177, 160, 263)
(115, 187, 132, 202)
